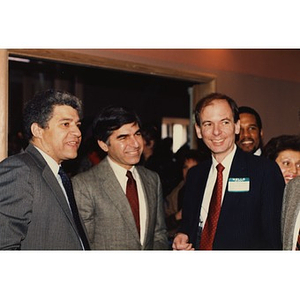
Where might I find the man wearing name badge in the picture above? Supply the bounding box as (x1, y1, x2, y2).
(0, 90, 90, 250)
(172, 93, 284, 250)
(72, 105, 168, 250)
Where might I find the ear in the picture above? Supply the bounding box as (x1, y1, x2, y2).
(260, 128, 264, 138)
(194, 123, 202, 139)
(97, 140, 109, 153)
(31, 123, 43, 138)
(234, 120, 240, 135)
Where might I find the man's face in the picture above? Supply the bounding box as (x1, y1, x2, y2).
(99, 122, 143, 170)
(237, 113, 262, 153)
(195, 99, 240, 163)
(33, 105, 82, 164)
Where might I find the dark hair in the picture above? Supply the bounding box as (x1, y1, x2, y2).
(93, 105, 142, 143)
(194, 92, 239, 126)
(140, 123, 159, 147)
(263, 134, 300, 160)
(238, 106, 263, 131)
(22, 89, 83, 141)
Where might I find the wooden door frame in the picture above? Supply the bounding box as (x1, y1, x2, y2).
(0, 49, 216, 160)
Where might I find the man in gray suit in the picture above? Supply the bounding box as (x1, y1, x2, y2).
(72, 106, 168, 250)
(0, 90, 90, 250)
(282, 176, 300, 250)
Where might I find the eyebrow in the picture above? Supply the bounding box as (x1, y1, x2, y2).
(116, 129, 141, 139)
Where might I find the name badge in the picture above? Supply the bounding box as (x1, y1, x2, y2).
(228, 177, 250, 192)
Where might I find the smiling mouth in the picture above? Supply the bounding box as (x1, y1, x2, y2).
(67, 141, 79, 147)
(241, 140, 254, 145)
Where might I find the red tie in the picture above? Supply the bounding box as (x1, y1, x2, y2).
(199, 163, 225, 250)
(126, 171, 140, 235)
(296, 230, 300, 250)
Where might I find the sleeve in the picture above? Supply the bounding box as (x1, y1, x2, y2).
(152, 172, 169, 250)
(0, 157, 33, 250)
(72, 174, 95, 245)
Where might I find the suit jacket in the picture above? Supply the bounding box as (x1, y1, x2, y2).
(72, 157, 169, 250)
(0, 144, 87, 250)
(282, 176, 300, 250)
(179, 147, 285, 250)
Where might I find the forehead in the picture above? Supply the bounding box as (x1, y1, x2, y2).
(201, 99, 233, 117)
(111, 122, 140, 136)
(277, 149, 300, 159)
(239, 113, 257, 125)
(51, 105, 80, 119)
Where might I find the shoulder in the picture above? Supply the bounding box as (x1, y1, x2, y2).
(136, 165, 160, 181)
(285, 176, 300, 195)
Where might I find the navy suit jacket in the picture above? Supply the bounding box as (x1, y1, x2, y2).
(179, 147, 285, 250)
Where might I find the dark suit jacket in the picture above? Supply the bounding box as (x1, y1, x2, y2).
(0, 144, 87, 250)
(72, 157, 169, 250)
(179, 147, 285, 250)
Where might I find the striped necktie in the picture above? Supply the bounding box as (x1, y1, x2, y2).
(199, 163, 225, 250)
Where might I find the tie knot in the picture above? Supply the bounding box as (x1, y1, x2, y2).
(126, 170, 134, 180)
(58, 166, 64, 175)
(216, 163, 224, 173)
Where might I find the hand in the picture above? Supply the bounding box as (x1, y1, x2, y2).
(175, 209, 182, 221)
(172, 233, 195, 250)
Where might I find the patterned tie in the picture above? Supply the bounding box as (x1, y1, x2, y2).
(199, 163, 225, 250)
(58, 167, 90, 250)
(126, 170, 140, 235)
(296, 230, 300, 250)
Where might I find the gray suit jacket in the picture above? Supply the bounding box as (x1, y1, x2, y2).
(0, 144, 86, 250)
(72, 157, 169, 250)
(282, 176, 300, 250)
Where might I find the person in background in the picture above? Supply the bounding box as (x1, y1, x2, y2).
(72, 105, 168, 250)
(281, 176, 300, 250)
(165, 149, 201, 245)
(236, 106, 264, 155)
(0, 89, 89, 250)
(263, 134, 300, 184)
(139, 123, 159, 167)
(172, 93, 284, 250)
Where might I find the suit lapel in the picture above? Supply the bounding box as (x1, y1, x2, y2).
(135, 166, 153, 247)
(26, 144, 79, 234)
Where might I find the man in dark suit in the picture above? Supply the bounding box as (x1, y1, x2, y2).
(237, 106, 264, 156)
(72, 105, 168, 250)
(0, 90, 90, 250)
(172, 93, 284, 250)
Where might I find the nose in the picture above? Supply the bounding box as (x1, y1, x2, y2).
(290, 163, 298, 174)
(130, 136, 140, 147)
(71, 124, 82, 138)
(240, 128, 249, 138)
(212, 124, 221, 136)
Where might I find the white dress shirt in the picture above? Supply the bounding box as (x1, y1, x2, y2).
(199, 145, 237, 230)
(107, 156, 147, 246)
(34, 146, 69, 206)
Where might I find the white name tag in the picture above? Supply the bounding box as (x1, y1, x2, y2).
(228, 177, 250, 192)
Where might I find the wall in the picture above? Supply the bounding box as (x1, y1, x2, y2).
(68, 49, 300, 144)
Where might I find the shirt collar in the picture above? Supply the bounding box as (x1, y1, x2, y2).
(212, 144, 237, 170)
(34, 145, 60, 176)
(107, 156, 136, 177)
